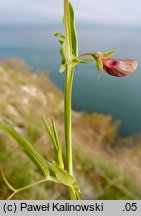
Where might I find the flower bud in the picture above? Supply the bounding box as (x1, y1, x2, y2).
(102, 58, 137, 77)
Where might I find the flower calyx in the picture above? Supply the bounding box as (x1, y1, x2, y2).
(92, 50, 116, 77)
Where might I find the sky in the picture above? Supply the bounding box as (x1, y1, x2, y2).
(0, 0, 140, 26)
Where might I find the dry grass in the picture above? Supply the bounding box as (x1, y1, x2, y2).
(0, 59, 141, 199)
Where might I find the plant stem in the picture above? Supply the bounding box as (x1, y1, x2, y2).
(64, 65, 74, 176)
(64, 0, 72, 59)
(65, 65, 76, 201)
(64, 0, 73, 176)
(78, 52, 95, 59)
(64, 0, 77, 199)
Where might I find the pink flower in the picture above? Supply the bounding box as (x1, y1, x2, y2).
(102, 58, 137, 77)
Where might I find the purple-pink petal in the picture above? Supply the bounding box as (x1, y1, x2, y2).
(102, 58, 137, 77)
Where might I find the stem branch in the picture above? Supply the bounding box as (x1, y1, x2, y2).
(78, 52, 95, 59)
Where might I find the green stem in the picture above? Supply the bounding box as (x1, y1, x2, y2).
(78, 52, 95, 59)
(64, 0, 72, 59)
(7, 179, 48, 200)
(65, 65, 74, 176)
(65, 65, 76, 200)
(7, 176, 63, 200)
(64, 0, 77, 200)
(64, 0, 74, 174)
(69, 187, 76, 200)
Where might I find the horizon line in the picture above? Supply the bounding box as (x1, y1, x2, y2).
(0, 22, 141, 29)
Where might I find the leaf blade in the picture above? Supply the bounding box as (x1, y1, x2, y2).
(69, 2, 78, 57)
(55, 3, 79, 73)
(102, 50, 116, 59)
(0, 121, 49, 177)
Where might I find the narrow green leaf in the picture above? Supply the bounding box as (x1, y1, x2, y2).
(54, 33, 65, 45)
(52, 162, 74, 186)
(96, 59, 103, 77)
(43, 117, 64, 169)
(59, 64, 66, 73)
(55, 3, 78, 73)
(102, 50, 116, 59)
(91, 53, 103, 77)
(52, 119, 60, 150)
(69, 2, 78, 57)
(52, 162, 80, 198)
(52, 119, 64, 169)
(43, 116, 58, 150)
(55, 33, 67, 73)
(0, 121, 49, 177)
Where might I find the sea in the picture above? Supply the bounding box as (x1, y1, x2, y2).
(0, 24, 141, 136)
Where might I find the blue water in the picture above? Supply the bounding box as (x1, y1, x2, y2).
(0, 24, 141, 136)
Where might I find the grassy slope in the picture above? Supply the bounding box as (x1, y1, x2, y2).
(0, 59, 141, 199)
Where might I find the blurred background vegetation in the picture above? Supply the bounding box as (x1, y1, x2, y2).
(0, 59, 141, 200)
